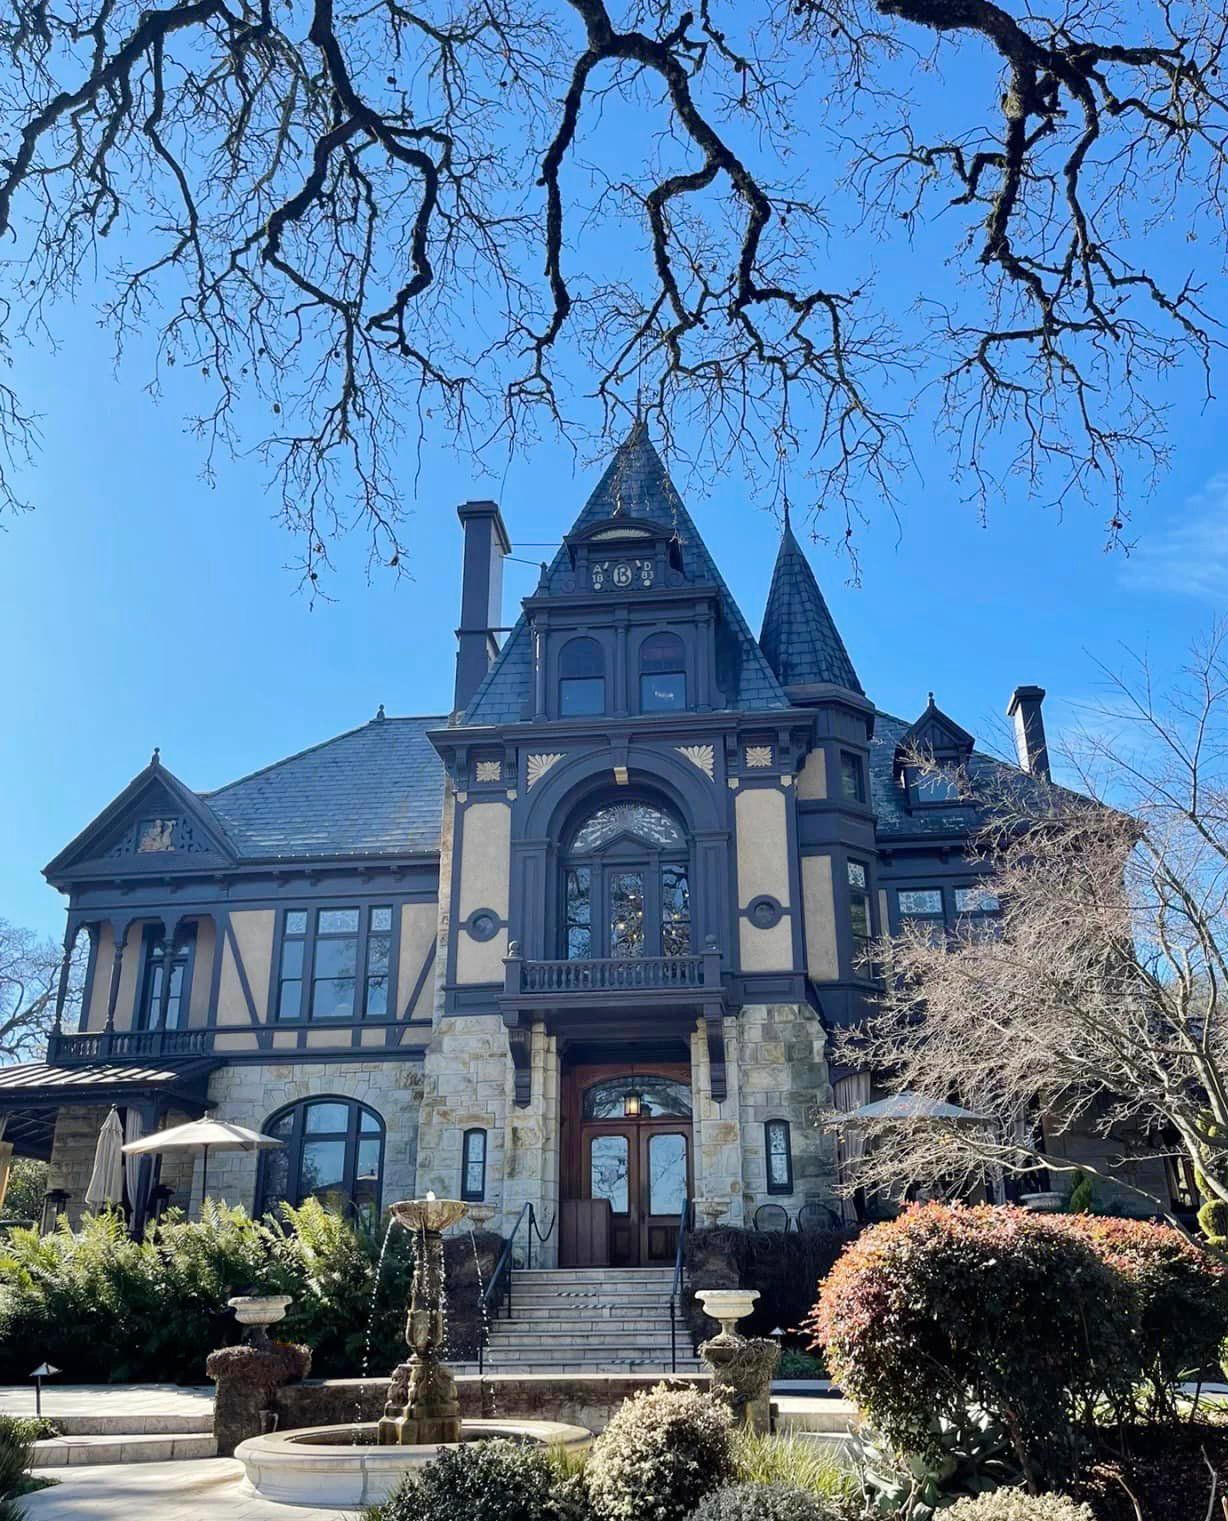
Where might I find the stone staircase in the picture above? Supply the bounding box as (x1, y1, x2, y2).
(471, 1266, 702, 1375)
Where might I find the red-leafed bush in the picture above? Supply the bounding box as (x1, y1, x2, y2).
(804, 1204, 1134, 1488)
(1060, 1214, 1228, 1413)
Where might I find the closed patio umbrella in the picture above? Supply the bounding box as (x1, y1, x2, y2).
(84, 1107, 126, 1210)
(122, 1117, 283, 1207)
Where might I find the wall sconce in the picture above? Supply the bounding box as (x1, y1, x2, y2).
(624, 1092, 643, 1119)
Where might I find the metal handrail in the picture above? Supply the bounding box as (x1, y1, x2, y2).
(478, 1202, 555, 1375)
(668, 1198, 692, 1374)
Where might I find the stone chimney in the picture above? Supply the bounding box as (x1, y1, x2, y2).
(453, 499, 511, 715)
(1007, 685, 1050, 781)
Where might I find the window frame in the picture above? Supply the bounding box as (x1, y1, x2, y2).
(254, 1095, 385, 1225)
(272, 904, 400, 1023)
(135, 922, 197, 1031)
(846, 858, 873, 960)
(838, 750, 866, 804)
(637, 630, 688, 713)
(560, 799, 692, 961)
(558, 635, 607, 718)
(461, 1128, 488, 1202)
(765, 1119, 794, 1195)
(905, 762, 967, 809)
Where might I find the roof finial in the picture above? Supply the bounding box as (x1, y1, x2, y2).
(782, 498, 792, 534)
(928, 691, 936, 706)
(374, 703, 386, 722)
(150, 746, 161, 768)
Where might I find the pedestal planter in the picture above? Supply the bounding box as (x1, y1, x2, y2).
(695, 1288, 779, 1434)
(207, 1338, 311, 1457)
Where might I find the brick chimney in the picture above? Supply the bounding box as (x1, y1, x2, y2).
(1007, 685, 1050, 781)
(454, 499, 511, 715)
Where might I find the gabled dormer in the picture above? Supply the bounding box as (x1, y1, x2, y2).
(892, 695, 975, 810)
(44, 751, 237, 887)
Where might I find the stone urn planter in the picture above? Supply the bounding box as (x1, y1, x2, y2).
(1020, 1192, 1065, 1213)
(694, 1288, 778, 1434)
(464, 1202, 497, 1228)
(228, 1294, 293, 1347)
(695, 1198, 731, 1228)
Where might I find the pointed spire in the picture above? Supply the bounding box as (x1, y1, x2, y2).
(759, 519, 863, 695)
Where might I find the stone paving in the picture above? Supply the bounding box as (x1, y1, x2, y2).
(22, 1459, 362, 1520)
(0, 1385, 214, 1426)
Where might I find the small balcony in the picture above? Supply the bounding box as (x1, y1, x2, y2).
(46, 1027, 216, 1065)
(501, 941, 724, 1019)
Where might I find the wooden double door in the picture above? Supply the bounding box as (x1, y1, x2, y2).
(560, 1060, 693, 1268)
(582, 1120, 690, 1266)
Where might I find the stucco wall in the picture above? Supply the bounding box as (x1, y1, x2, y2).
(455, 801, 510, 983)
(801, 855, 839, 981)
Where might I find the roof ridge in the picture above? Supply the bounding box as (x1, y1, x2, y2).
(201, 715, 441, 799)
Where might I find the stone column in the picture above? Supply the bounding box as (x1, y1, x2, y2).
(690, 1015, 744, 1225)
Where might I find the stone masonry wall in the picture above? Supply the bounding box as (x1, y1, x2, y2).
(415, 1013, 509, 1218)
(199, 1060, 424, 1217)
(736, 1003, 837, 1225)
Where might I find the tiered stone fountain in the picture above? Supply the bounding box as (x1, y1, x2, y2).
(235, 1195, 589, 1508)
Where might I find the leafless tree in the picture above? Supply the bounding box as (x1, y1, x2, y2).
(0, 0, 1225, 577)
(0, 918, 84, 1064)
(838, 625, 1228, 1216)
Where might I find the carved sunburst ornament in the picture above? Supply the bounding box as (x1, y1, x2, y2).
(676, 744, 715, 779)
(526, 752, 564, 787)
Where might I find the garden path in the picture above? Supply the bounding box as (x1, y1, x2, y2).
(0, 1385, 214, 1426)
(22, 1457, 361, 1519)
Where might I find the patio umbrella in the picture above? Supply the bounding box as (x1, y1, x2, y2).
(829, 1093, 991, 1126)
(122, 1117, 283, 1205)
(84, 1107, 126, 1210)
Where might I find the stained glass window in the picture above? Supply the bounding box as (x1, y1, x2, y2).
(955, 886, 1001, 914)
(462, 1129, 487, 1201)
(571, 802, 685, 853)
(898, 889, 943, 917)
(765, 1119, 793, 1194)
(609, 870, 646, 958)
(583, 1077, 692, 1120)
(661, 866, 691, 957)
(848, 860, 872, 950)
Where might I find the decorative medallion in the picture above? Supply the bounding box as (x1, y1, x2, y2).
(137, 817, 178, 852)
(676, 744, 715, 779)
(744, 745, 773, 769)
(747, 895, 785, 930)
(526, 752, 564, 787)
(474, 760, 502, 783)
(465, 909, 501, 942)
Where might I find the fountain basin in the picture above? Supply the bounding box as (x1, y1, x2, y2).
(235, 1419, 592, 1508)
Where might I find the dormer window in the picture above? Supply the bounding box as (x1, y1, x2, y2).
(559, 637, 606, 716)
(906, 764, 965, 806)
(639, 632, 687, 712)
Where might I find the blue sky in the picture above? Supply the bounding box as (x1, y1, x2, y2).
(2, 295, 1219, 946)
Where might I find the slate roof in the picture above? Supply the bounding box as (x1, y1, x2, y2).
(462, 421, 790, 725)
(758, 519, 863, 694)
(203, 716, 446, 858)
(869, 709, 1054, 839)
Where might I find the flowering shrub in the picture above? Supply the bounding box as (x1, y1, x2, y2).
(806, 1204, 1134, 1486)
(945, 1495, 1094, 1521)
(585, 1384, 735, 1521)
(1060, 1214, 1228, 1413)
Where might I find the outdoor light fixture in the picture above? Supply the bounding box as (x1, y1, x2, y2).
(29, 1362, 60, 1418)
(624, 1092, 643, 1119)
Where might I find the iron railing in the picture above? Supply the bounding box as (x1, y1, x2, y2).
(519, 955, 705, 994)
(669, 1198, 693, 1374)
(478, 1203, 555, 1375)
(47, 1027, 214, 1063)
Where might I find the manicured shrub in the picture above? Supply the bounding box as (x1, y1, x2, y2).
(807, 1204, 1134, 1487)
(368, 1439, 564, 1521)
(691, 1481, 841, 1521)
(946, 1495, 1094, 1521)
(1060, 1214, 1228, 1412)
(585, 1384, 735, 1521)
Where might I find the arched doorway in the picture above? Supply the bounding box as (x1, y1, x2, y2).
(560, 1064, 692, 1267)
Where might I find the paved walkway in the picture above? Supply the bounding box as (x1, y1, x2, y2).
(23, 1460, 362, 1520)
(0, 1385, 214, 1422)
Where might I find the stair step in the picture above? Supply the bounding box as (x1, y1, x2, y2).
(32, 1432, 218, 1467)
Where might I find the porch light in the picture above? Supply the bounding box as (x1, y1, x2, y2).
(624, 1092, 643, 1119)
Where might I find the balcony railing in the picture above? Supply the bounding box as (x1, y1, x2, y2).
(504, 941, 723, 1002)
(46, 1028, 215, 1064)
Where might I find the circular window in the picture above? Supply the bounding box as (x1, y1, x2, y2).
(747, 895, 784, 930)
(465, 909, 501, 942)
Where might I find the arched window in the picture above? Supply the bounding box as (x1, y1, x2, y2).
(559, 637, 606, 716)
(563, 799, 691, 960)
(256, 1097, 384, 1229)
(639, 632, 687, 712)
